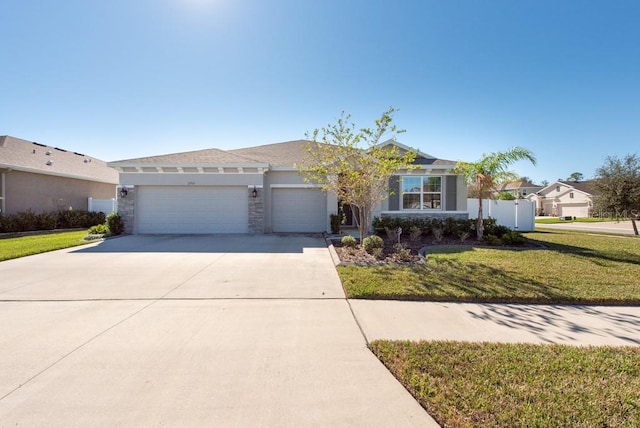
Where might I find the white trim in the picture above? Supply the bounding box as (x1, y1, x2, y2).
(270, 183, 322, 188)
(108, 162, 269, 169)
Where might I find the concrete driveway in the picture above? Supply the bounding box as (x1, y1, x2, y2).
(0, 235, 437, 427)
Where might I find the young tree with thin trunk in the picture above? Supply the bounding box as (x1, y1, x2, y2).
(454, 147, 536, 239)
(298, 108, 416, 240)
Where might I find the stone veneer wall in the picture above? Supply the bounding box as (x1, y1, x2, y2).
(248, 188, 264, 233)
(380, 212, 468, 221)
(117, 187, 135, 234)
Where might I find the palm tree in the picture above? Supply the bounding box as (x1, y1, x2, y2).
(455, 147, 537, 239)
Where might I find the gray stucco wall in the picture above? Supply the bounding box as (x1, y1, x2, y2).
(3, 169, 116, 214)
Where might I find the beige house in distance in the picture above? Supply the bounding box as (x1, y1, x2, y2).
(0, 136, 118, 215)
(527, 180, 595, 217)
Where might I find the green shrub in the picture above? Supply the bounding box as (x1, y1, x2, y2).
(408, 225, 423, 242)
(88, 224, 109, 235)
(393, 243, 414, 262)
(483, 234, 502, 246)
(36, 212, 57, 230)
(501, 231, 527, 245)
(57, 210, 106, 229)
(362, 235, 384, 254)
(384, 226, 401, 242)
(15, 210, 39, 231)
(107, 213, 124, 236)
(371, 247, 384, 259)
(341, 235, 357, 248)
(0, 214, 15, 233)
(457, 230, 471, 243)
(432, 227, 444, 243)
(329, 213, 342, 234)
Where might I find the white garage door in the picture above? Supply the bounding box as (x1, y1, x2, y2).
(272, 188, 326, 233)
(560, 204, 589, 218)
(137, 186, 248, 234)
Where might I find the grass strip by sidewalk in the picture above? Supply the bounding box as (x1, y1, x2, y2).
(0, 230, 92, 261)
(339, 231, 640, 304)
(371, 340, 640, 427)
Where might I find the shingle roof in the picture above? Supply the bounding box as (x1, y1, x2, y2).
(109, 147, 261, 166)
(559, 180, 597, 196)
(0, 136, 118, 184)
(228, 140, 318, 167)
(108, 139, 456, 170)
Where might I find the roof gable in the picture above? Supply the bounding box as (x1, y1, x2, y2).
(535, 180, 595, 198)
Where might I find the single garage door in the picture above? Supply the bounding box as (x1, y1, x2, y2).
(272, 188, 326, 233)
(137, 186, 248, 234)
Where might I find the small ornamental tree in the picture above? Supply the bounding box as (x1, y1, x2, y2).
(455, 147, 536, 239)
(298, 108, 416, 240)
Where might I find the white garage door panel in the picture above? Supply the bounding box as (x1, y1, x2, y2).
(137, 186, 248, 234)
(272, 188, 326, 233)
(560, 204, 589, 218)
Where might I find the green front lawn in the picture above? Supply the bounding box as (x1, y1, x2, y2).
(0, 230, 93, 261)
(371, 340, 640, 427)
(339, 231, 640, 304)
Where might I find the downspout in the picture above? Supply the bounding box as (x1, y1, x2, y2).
(1, 171, 5, 214)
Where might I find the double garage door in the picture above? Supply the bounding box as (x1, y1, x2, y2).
(137, 186, 248, 234)
(136, 186, 327, 234)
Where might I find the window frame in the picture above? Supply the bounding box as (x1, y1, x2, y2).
(400, 176, 443, 211)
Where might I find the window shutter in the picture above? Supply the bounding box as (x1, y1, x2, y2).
(446, 175, 457, 210)
(388, 175, 400, 210)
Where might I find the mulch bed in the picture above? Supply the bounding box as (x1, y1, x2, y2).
(330, 234, 481, 265)
(330, 233, 539, 265)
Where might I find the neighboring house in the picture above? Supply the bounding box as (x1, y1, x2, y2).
(494, 181, 543, 199)
(527, 180, 595, 217)
(108, 139, 468, 234)
(0, 136, 119, 215)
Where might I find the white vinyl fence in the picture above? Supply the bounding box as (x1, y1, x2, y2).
(88, 197, 116, 214)
(467, 199, 535, 231)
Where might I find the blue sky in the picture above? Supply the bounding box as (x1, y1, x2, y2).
(2, 0, 638, 184)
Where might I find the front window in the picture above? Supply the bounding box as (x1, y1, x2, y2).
(401, 176, 442, 210)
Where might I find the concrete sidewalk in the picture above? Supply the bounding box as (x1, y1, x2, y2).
(350, 300, 640, 346)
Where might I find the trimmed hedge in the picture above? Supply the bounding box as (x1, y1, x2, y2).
(372, 216, 512, 239)
(0, 209, 107, 234)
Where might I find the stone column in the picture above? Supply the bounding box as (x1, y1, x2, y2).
(248, 188, 264, 233)
(117, 186, 135, 234)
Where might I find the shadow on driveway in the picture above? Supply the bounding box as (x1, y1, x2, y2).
(72, 233, 326, 254)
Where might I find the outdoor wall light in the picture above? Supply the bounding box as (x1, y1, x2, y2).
(120, 187, 128, 198)
(252, 186, 258, 198)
